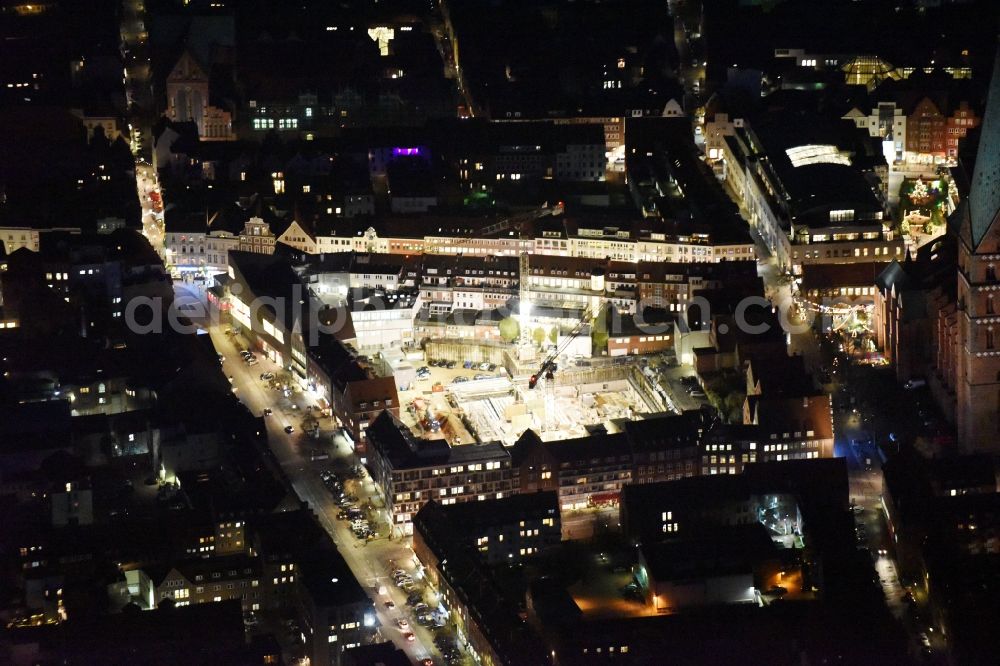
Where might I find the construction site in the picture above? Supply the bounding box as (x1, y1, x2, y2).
(397, 356, 666, 447)
(394, 202, 667, 445)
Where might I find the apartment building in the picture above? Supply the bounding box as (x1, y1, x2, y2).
(410, 496, 550, 665)
(511, 412, 707, 512)
(0, 226, 43, 255)
(297, 555, 377, 666)
(238, 216, 278, 255)
(413, 491, 560, 567)
(142, 555, 264, 612)
(328, 361, 400, 455)
(906, 97, 979, 164)
(365, 411, 515, 535)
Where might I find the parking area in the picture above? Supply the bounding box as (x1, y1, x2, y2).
(396, 359, 499, 445)
(382, 558, 466, 666)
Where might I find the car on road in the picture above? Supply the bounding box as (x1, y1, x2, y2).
(217, 353, 225, 363)
(383, 599, 395, 609)
(403, 632, 415, 642)
(260, 372, 274, 381)
(396, 618, 409, 630)
(263, 408, 272, 416)
(284, 425, 294, 434)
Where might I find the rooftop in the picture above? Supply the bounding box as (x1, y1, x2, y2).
(298, 551, 371, 609)
(367, 410, 509, 469)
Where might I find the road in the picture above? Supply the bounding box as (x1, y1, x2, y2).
(437, 0, 476, 117)
(747, 215, 940, 657)
(173, 285, 451, 664)
(834, 399, 945, 660)
(120, 0, 165, 257)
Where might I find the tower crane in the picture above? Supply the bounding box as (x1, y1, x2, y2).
(419, 201, 572, 386)
(528, 306, 594, 389)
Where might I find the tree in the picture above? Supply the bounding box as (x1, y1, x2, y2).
(591, 305, 610, 351)
(498, 316, 520, 343)
(548, 327, 559, 345)
(532, 327, 546, 346)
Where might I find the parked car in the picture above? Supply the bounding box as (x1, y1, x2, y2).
(446, 360, 457, 369)
(284, 425, 294, 434)
(478, 362, 491, 371)
(262, 408, 272, 416)
(462, 360, 474, 369)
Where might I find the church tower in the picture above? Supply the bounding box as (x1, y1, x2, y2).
(166, 50, 209, 136)
(956, 42, 1000, 452)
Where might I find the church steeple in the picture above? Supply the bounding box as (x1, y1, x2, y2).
(967, 41, 1000, 250)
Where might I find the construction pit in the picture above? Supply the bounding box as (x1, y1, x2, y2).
(447, 372, 662, 446)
